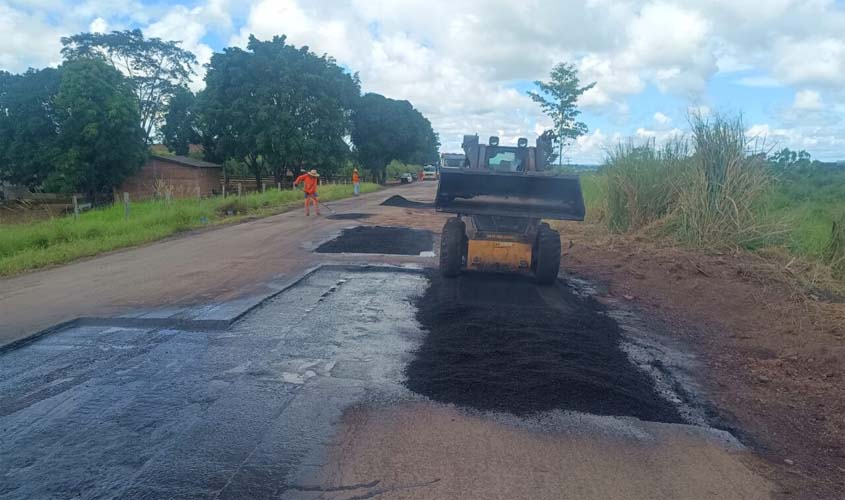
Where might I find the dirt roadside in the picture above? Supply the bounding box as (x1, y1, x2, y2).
(557, 222, 845, 499)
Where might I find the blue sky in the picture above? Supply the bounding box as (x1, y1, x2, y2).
(3, 0, 845, 162)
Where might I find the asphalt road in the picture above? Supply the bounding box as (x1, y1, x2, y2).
(0, 181, 774, 499)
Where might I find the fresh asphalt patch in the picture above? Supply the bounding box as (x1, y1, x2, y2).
(405, 272, 684, 423)
(315, 226, 434, 255)
(326, 213, 372, 220)
(380, 195, 434, 209)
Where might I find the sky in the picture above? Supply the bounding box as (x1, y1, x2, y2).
(3, 0, 845, 163)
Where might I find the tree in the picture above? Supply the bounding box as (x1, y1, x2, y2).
(351, 93, 440, 183)
(61, 29, 197, 143)
(528, 63, 595, 166)
(0, 68, 62, 189)
(48, 59, 147, 201)
(769, 148, 812, 169)
(161, 87, 199, 155)
(198, 35, 360, 187)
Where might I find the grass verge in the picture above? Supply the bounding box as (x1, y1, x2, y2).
(0, 183, 380, 277)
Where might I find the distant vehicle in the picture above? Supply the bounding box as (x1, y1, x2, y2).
(440, 153, 465, 169)
(423, 165, 438, 180)
(400, 173, 413, 184)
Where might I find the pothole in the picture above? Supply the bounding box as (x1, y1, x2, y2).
(405, 273, 684, 423)
(316, 226, 434, 256)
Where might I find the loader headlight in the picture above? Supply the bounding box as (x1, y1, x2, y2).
(489, 136, 499, 146)
(517, 137, 528, 148)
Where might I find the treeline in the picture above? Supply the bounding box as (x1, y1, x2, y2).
(0, 30, 439, 201)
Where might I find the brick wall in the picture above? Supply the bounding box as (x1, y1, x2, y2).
(118, 158, 222, 200)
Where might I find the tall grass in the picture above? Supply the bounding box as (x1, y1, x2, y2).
(672, 115, 772, 247)
(587, 112, 844, 285)
(604, 138, 688, 232)
(598, 114, 772, 249)
(0, 182, 379, 276)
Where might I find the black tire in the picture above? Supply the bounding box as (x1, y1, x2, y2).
(440, 218, 465, 278)
(534, 224, 561, 285)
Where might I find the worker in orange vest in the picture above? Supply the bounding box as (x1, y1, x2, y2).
(352, 168, 360, 196)
(293, 169, 320, 216)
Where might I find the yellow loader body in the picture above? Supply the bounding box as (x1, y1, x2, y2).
(467, 239, 533, 274)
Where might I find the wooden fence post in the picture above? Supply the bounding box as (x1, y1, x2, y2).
(237, 183, 242, 197)
(262, 182, 266, 193)
(277, 182, 281, 191)
(196, 186, 201, 200)
(72, 195, 79, 220)
(123, 192, 130, 219)
(222, 184, 227, 198)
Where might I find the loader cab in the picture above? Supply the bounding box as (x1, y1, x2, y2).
(461, 135, 544, 172)
(485, 147, 529, 172)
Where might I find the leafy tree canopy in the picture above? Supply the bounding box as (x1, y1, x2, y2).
(351, 93, 440, 183)
(768, 147, 813, 169)
(198, 35, 361, 186)
(161, 86, 199, 156)
(49, 59, 147, 200)
(0, 68, 62, 189)
(528, 63, 595, 166)
(61, 29, 197, 143)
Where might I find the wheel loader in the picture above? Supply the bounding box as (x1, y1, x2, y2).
(435, 134, 585, 284)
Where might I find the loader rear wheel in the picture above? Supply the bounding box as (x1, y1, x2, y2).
(440, 218, 466, 278)
(534, 223, 561, 285)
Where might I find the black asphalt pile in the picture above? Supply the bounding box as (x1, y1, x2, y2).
(405, 273, 683, 422)
(316, 226, 434, 255)
(380, 195, 434, 209)
(326, 213, 372, 220)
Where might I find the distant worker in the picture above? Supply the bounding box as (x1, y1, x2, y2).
(294, 169, 320, 216)
(352, 168, 360, 196)
(418, 169, 424, 182)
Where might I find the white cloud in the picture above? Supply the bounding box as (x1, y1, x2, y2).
(654, 112, 671, 125)
(774, 37, 845, 87)
(736, 75, 782, 88)
(89, 17, 108, 33)
(793, 89, 823, 111)
(0, 4, 66, 71)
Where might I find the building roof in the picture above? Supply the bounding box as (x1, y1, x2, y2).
(151, 154, 221, 169)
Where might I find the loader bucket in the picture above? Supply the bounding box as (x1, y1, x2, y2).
(435, 169, 586, 221)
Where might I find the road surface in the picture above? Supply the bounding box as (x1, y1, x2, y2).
(0, 182, 444, 348)
(0, 181, 774, 499)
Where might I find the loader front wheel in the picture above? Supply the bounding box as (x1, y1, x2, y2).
(440, 218, 466, 278)
(534, 224, 562, 285)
